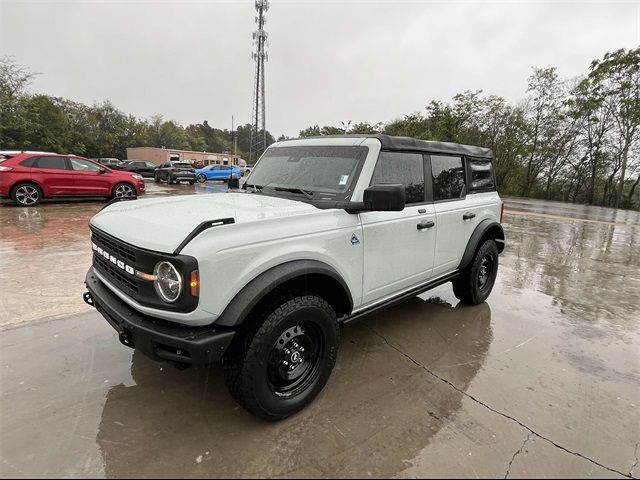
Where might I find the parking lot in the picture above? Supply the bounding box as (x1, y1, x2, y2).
(1, 184, 639, 478)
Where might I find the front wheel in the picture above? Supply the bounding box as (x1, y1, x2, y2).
(452, 239, 499, 305)
(154, 174, 160, 183)
(223, 294, 339, 421)
(112, 182, 136, 199)
(197, 174, 207, 183)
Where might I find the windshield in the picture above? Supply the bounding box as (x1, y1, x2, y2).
(247, 145, 368, 201)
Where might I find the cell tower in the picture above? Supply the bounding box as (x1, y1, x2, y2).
(250, 0, 269, 163)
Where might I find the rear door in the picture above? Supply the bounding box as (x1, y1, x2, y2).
(430, 155, 480, 277)
(360, 151, 437, 305)
(68, 157, 112, 195)
(30, 156, 75, 195)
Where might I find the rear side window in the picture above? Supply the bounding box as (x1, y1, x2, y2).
(467, 159, 495, 192)
(370, 151, 425, 204)
(20, 157, 37, 167)
(431, 155, 465, 201)
(34, 156, 67, 170)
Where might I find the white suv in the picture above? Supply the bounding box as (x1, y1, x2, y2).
(83, 135, 505, 420)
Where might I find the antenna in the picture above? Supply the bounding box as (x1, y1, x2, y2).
(250, 0, 269, 163)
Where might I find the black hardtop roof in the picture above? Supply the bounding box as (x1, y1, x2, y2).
(297, 134, 494, 159)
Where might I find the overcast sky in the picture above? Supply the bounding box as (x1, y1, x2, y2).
(2, 0, 639, 137)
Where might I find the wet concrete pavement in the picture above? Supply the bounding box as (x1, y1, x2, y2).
(1, 189, 639, 478)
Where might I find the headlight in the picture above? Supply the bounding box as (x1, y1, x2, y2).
(132, 174, 144, 180)
(153, 261, 182, 303)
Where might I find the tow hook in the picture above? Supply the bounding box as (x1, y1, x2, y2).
(118, 330, 134, 348)
(83, 291, 94, 307)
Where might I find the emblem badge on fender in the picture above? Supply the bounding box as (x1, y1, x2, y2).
(351, 234, 360, 245)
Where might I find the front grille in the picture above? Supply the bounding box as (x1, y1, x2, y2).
(89, 225, 199, 313)
(94, 255, 139, 296)
(92, 229, 136, 263)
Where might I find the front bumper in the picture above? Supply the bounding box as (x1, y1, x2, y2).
(84, 267, 235, 365)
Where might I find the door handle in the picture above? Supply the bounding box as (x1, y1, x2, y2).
(417, 221, 435, 230)
(463, 212, 476, 220)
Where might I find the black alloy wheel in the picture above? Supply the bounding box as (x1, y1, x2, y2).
(267, 323, 324, 398)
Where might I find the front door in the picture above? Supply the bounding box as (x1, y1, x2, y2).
(360, 151, 437, 306)
(68, 157, 112, 195)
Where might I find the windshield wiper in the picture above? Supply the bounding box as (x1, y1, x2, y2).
(274, 186, 314, 199)
(243, 183, 264, 192)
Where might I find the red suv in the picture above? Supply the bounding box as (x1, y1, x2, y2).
(0, 152, 145, 206)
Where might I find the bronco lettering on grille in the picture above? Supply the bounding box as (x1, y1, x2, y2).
(92, 242, 135, 275)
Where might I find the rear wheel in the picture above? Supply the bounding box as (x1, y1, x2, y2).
(112, 182, 136, 199)
(11, 183, 42, 206)
(452, 239, 499, 305)
(197, 174, 207, 183)
(223, 294, 339, 421)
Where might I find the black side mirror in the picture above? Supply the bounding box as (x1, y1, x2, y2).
(363, 184, 405, 211)
(98, 167, 107, 174)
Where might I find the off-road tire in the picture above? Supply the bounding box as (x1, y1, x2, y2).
(452, 239, 499, 305)
(223, 294, 339, 421)
(11, 182, 43, 206)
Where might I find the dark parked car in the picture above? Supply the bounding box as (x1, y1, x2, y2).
(122, 160, 158, 178)
(94, 158, 124, 170)
(154, 162, 196, 184)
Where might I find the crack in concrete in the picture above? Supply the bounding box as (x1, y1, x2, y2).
(371, 328, 634, 479)
(630, 443, 639, 478)
(504, 434, 533, 478)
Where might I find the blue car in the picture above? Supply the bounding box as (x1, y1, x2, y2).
(195, 165, 242, 183)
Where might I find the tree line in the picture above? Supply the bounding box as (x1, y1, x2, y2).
(299, 48, 640, 209)
(1, 48, 639, 208)
(0, 56, 276, 163)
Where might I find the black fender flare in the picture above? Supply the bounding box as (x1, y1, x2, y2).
(214, 260, 353, 327)
(457, 219, 505, 270)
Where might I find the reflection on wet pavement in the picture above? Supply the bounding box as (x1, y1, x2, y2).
(1, 196, 639, 478)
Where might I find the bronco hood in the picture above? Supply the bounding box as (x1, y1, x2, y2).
(90, 193, 316, 253)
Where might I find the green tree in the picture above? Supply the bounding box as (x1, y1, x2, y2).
(589, 48, 640, 207)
